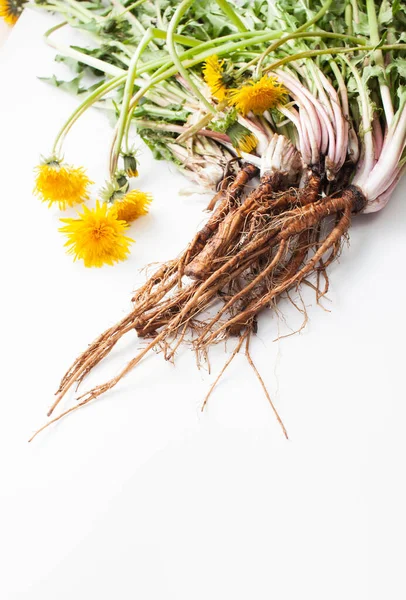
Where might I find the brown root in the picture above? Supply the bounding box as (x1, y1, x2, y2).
(182, 163, 258, 270)
(244, 333, 288, 439)
(201, 329, 249, 412)
(34, 181, 365, 440)
(184, 169, 284, 280)
(200, 203, 352, 346)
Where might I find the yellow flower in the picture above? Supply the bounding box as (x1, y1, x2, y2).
(228, 75, 287, 116)
(203, 56, 228, 101)
(59, 201, 133, 268)
(123, 154, 139, 178)
(226, 123, 258, 154)
(113, 190, 152, 223)
(0, 0, 24, 25)
(237, 133, 257, 153)
(34, 159, 93, 210)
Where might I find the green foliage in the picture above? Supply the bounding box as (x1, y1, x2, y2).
(38, 75, 101, 95)
(37, 0, 406, 180)
(211, 108, 237, 133)
(139, 130, 181, 163)
(57, 45, 127, 77)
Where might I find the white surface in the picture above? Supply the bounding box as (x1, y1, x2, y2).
(1, 9, 406, 600)
(0, 19, 11, 47)
(1, 7, 29, 46)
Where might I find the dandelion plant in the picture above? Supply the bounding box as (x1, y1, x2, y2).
(28, 0, 406, 439)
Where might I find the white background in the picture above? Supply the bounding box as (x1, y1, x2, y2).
(0, 20, 11, 47)
(1, 9, 405, 600)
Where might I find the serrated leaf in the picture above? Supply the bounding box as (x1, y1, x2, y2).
(39, 75, 85, 95)
(378, 0, 393, 25)
(387, 58, 406, 79)
(38, 74, 101, 96)
(72, 19, 100, 35)
(55, 54, 84, 74)
(353, 12, 370, 36)
(361, 64, 383, 85)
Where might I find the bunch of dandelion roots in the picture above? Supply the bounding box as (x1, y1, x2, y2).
(30, 160, 366, 441)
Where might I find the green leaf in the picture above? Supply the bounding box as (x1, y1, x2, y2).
(361, 64, 383, 84)
(387, 58, 406, 79)
(38, 74, 101, 96)
(69, 44, 128, 76)
(39, 75, 86, 95)
(211, 107, 237, 133)
(139, 130, 180, 163)
(378, 0, 393, 25)
(55, 54, 85, 74)
(353, 12, 371, 36)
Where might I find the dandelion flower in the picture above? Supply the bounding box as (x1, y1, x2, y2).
(112, 190, 152, 223)
(229, 75, 287, 116)
(203, 56, 228, 102)
(0, 0, 24, 25)
(59, 201, 133, 268)
(34, 158, 93, 210)
(123, 154, 139, 178)
(226, 123, 258, 154)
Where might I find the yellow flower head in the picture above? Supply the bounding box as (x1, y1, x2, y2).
(59, 201, 133, 268)
(112, 190, 152, 223)
(228, 75, 287, 116)
(226, 122, 258, 154)
(203, 56, 228, 102)
(123, 153, 139, 178)
(0, 0, 24, 25)
(34, 159, 93, 210)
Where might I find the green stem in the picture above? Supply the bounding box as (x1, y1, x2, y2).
(345, 3, 353, 35)
(52, 75, 125, 155)
(155, 0, 164, 30)
(264, 44, 406, 72)
(342, 55, 374, 185)
(253, 0, 333, 78)
(167, 0, 216, 114)
(110, 0, 159, 51)
(124, 104, 137, 152)
(151, 27, 201, 47)
(43, 19, 68, 40)
(64, 0, 102, 21)
(111, 28, 154, 175)
(253, 30, 366, 79)
(39, 11, 296, 159)
(44, 19, 277, 80)
(365, 0, 394, 124)
(126, 36, 378, 117)
(48, 20, 388, 156)
(176, 100, 228, 144)
(351, 0, 359, 24)
(44, 21, 161, 77)
(214, 0, 247, 32)
(117, 0, 148, 16)
(329, 59, 349, 116)
(38, 1, 92, 22)
(296, 0, 332, 32)
(45, 34, 125, 77)
(151, 30, 287, 81)
(139, 104, 192, 118)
